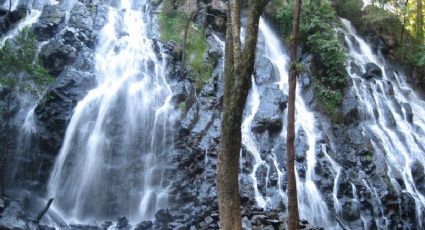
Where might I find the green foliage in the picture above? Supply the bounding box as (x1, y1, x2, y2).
(270, 0, 294, 38)
(317, 87, 343, 119)
(334, 0, 364, 22)
(158, 9, 187, 43)
(0, 27, 52, 95)
(360, 5, 403, 40)
(269, 1, 347, 118)
(406, 44, 425, 66)
(178, 101, 187, 112)
(158, 0, 212, 92)
(302, 2, 347, 89)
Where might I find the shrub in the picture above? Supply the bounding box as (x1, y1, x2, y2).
(0, 27, 52, 95)
(334, 0, 364, 22)
(158, 0, 213, 92)
(317, 87, 343, 120)
(269, 1, 347, 116)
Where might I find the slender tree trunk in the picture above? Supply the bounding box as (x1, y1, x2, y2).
(401, 1, 409, 58)
(217, 1, 267, 229)
(34, 198, 54, 224)
(417, 0, 423, 43)
(181, 11, 197, 73)
(0, 91, 12, 197)
(8, 0, 11, 13)
(286, 0, 302, 229)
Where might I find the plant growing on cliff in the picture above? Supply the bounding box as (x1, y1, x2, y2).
(158, 0, 213, 91)
(0, 27, 52, 196)
(271, 0, 347, 117)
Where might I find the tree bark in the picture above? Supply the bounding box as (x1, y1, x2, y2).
(286, 0, 302, 229)
(417, 0, 423, 43)
(217, 1, 267, 229)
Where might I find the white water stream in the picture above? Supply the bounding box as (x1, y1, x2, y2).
(47, 0, 175, 223)
(341, 18, 425, 228)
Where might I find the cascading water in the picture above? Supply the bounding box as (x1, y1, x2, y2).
(1, 0, 58, 191)
(47, 0, 175, 223)
(0, 0, 58, 44)
(341, 18, 425, 228)
(241, 18, 338, 229)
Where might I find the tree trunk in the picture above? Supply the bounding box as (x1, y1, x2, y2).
(400, 1, 409, 58)
(286, 0, 302, 229)
(417, 0, 423, 43)
(181, 11, 197, 74)
(0, 91, 12, 197)
(216, 1, 267, 229)
(34, 198, 54, 224)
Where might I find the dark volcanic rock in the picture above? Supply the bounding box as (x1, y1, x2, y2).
(411, 161, 425, 195)
(252, 85, 287, 133)
(0, 5, 29, 34)
(342, 88, 358, 122)
(116, 216, 130, 230)
(40, 38, 78, 75)
(255, 56, 275, 85)
(135, 221, 153, 230)
(363, 62, 382, 80)
(33, 5, 66, 41)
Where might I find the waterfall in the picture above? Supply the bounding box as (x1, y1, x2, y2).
(241, 19, 338, 229)
(341, 18, 425, 228)
(2, 0, 57, 192)
(47, 0, 175, 223)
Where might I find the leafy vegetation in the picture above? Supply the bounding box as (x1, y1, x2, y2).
(316, 87, 343, 120)
(270, 0, 347, 117)
(0, 27, 52, 95)
(336, 0, 425, 87)
(333, 0, 363, 22)
(158, 0, 213, 91)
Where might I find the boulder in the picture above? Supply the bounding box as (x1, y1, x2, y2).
(33, 5, 66, 41)
(350, 61, 362, 76)
(40, 38, 78, 75)
(363, 63, 382, 79)
(116, 216, 130, 230)
(255, 56, 275, 85)
(135, 221, 153, 230)
(252, 85, 287, 133)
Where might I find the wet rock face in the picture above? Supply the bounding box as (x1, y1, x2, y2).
(3, 2, 107, 194)
(363, 62, 382, 79)
(252, 85, 288, 133)
(255, 56, 276, 85)
(206, 0, 226, 32)
(33, 5, 66, 41)
(35, 49, 96, 154)
(411, 161, 425, 195)
(0, 5, 29, 34)
(342, 88, 358, 123)
(38, 2, 97, 75)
